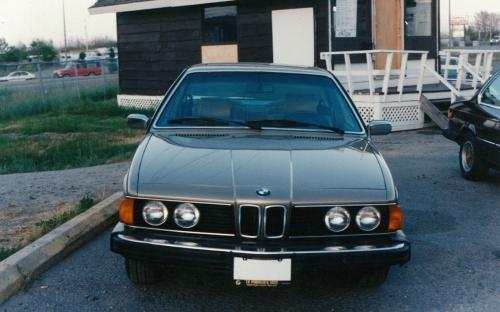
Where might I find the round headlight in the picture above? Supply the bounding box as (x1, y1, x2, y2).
(142, 201, 168, 226)
(325, 207, 350, 232)
(174, 203, 200, 229)
(356, 206, 381, 231)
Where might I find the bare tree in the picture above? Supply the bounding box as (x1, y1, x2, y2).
(490, 13, 500, 37)
(0, 38, 8, 54)
(473, 11, 491, 41)
(473, 11, 500, 41)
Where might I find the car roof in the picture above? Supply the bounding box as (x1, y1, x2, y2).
(185, 63, 333, 78)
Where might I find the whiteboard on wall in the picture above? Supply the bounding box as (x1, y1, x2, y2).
(272, 8, 315, 66)
(335, 0, 358, 38)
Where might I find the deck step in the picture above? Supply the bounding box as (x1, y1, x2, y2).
(420, 95, 449, 130)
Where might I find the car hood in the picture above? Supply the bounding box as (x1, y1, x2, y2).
(130, 132, 395, 205)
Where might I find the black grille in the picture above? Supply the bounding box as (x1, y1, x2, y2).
(134, 200, 235, 235)
(239, 205, 260, 237)
(289, 206, 390, 237)
(265, 206, 286, 238)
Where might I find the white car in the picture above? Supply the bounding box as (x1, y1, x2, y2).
(0, 71, 36, 82)
(490, 35, 500, 46)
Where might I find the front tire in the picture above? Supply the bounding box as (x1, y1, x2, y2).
(460, 133, 488, 180)
(125, 258, 162, 285)
(357, 267, 389, 287)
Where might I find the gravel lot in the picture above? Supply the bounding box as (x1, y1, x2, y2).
(1, 130, 499, 312)
(0, 163, 128, 249)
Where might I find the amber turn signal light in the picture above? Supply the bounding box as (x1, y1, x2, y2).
(119, 198, 135, 225)
(389, 205, 403, 231)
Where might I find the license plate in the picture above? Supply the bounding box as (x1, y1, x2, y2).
(233, 257, 291, 283)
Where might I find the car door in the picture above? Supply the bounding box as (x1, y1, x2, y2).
(18, 72, 28, 81)
(10, 72, 21, 81)
(477, 73, 500, 166)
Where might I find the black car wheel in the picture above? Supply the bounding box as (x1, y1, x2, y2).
(357, 267, 389, 287)
(125, 258, 162, 285)
(460, 133, 489, 180)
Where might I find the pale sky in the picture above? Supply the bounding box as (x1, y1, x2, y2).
(0, 0, 498, 46)
(0, 0, 116, 47)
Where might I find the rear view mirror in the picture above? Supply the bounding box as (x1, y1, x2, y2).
(368, 120, 392, 136)
(127, 114, 149, 130)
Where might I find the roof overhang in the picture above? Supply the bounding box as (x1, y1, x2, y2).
(89, 0, 235, 15)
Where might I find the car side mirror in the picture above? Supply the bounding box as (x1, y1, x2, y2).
(368, 120, 392, 136)
(127, 114, 149, 130)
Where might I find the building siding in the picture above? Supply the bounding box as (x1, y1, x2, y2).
(117, 6, 202, 95)
(238, 0, 329, 67)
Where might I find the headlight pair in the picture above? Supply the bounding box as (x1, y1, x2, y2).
(142, 201, 200, 229)
(324, 206, 381, 232)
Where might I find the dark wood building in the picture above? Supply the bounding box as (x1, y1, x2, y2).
(89, 0, 440, 106)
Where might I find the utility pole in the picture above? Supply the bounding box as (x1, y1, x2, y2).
(62, 0, 68, 60)
(448, 0, 452, 48)
(84, 18, 89, 52)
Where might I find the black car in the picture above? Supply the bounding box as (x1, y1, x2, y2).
(444, 71, 500, 180)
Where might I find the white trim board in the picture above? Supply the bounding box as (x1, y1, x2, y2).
(89, 0, 235, 15)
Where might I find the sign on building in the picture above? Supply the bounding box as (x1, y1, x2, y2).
(335, 0, 357, 38)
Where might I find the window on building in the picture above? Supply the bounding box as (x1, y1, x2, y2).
(405, 0, 432, 37)
(203, 6, 237, 44)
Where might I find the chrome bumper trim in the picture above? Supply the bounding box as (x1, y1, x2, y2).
(116, 234, 407, 256)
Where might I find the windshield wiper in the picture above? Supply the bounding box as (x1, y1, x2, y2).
(167, 117, 260, 130)
(246, 119, 345, 134)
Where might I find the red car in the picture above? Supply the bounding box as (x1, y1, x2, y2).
(53, 61, 102, 78)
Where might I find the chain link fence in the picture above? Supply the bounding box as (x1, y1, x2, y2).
(0, 58, 119, 119)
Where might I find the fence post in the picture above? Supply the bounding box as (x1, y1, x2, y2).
(73, 62, 81, 99)
(36, 62, 47, 104)
(397, 52, 409, 101)
(344, 54, 353, 96)
(472, 53, 482, 92)
(101, 59, 107, 100)
(382, 52, 394, 102)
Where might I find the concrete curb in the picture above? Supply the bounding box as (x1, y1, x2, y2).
(0, 192, 123, 304)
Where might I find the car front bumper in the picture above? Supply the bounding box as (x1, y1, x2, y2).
(111, 223, 410, 271)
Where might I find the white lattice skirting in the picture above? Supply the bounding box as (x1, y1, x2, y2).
(352, 94, 425, 131)
(117, 94, 164, 110)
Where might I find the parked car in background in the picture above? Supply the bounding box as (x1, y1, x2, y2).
(444, 71, 500, 180)
(439, 57, 473, 80)
(490, 35, 500, 46)
(112, 64, 410, 288)
(0, 71, 36, 82)
(53, 61, 102, 78)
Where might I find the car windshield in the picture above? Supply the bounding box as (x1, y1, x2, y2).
(481, 75, 500, 108)
(156, 72, 363, 133)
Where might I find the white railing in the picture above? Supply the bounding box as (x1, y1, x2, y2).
(320, 49, 500, 131)
(320, 50, 463, 130)
(440, 49, 500, 93)
(320, 50, 464, 100)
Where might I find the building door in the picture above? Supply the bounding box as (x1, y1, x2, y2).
(272, 8, 315, 66)
(373, 0, 403, 68)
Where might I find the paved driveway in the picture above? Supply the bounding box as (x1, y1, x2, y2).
(2, 130, 499, 312)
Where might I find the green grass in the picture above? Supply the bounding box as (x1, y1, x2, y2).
(0, 247, 19, 262)
(0, 85, 120, 121)
(36, 195, 96, 236)
(0, 95, 154, 174)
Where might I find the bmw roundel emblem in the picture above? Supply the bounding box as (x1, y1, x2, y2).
(256, 188, 271, 197)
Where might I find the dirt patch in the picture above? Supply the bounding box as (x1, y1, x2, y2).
(0, 162, 128, 250)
